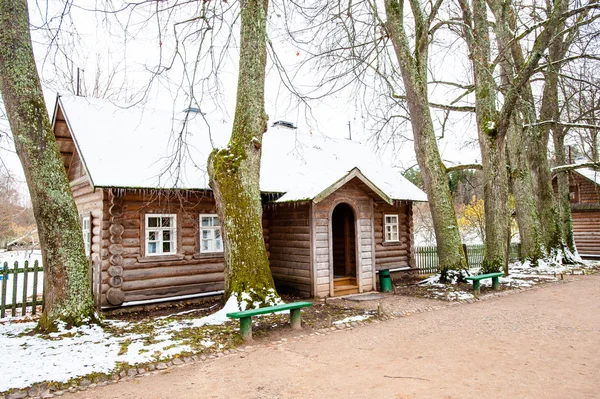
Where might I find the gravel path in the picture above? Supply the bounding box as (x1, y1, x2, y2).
(75, 275, 600, 399)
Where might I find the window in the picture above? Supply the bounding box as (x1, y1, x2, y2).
(145, 214, 177, 256)
(200, 214, 223, 253)
(81, 215, 91, 256)
(384, 214, 399, 242)
(569, 185, 579, 203)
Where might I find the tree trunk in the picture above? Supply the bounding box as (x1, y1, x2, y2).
(489, 8, 545, 267)
(553, 131, 577, 254)
(0, 0, 96, 330)
(529, 78, 563, 253)
(528, 0, 578, 263)
(384, 0, 468, 280)
(207, 0, 278, 307)
(460, 0, 509, 273)
(506, 114, 545, 263)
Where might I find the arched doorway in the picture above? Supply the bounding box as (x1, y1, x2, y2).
(331, 203, 358, 295)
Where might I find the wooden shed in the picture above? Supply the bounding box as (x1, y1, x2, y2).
(560, 168, 600, 258)
(52, 95, 427, 308)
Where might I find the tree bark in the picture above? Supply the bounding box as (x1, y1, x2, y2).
(459, 0, 509, 273)
(0, 0, 96, 330)
(461, 0, 566, 272)
(207, 0, 278, 307)
(527, 0, 580, 262)
(553, 131, 577, 254)
(529, 70, 563, 252)
(488, 2, 545, 266)
(506, 113, 545, 263)
(384, 0, 468, 280)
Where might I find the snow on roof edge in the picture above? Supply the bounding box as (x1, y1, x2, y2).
(574, 167, 600, 186)
(57, 96, 96, 189)
(57, 95, 428, 203)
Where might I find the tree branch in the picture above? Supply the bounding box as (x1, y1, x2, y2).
(445, 163, 483, 173)
(392, 94, 475, 112)
(524, 120, 600, 130)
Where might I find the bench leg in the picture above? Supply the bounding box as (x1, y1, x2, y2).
(492, 276, 500, 290)
(472, 280, 480, 296)
(290, 309, 302, 330)
(240, 317, 252, 341)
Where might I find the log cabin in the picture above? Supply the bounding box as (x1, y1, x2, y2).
(51, 95, 427, 309)
(555, 168, 600, 258)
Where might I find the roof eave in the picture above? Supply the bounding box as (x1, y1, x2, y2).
(56, 96, 96, 190)
(574, 168, 600, 186)
(312, 167, 394, 205)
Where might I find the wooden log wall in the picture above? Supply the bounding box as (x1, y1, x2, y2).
(70, 179, 104, 309)
(67, 148, 86, 181)
(313, 178, 376, 297)
(572, 173, 600, 204)
(559, 173, 600, 256)
(98, 190, 225, 307)
(266, 202, 312, 297)
(373, 201, 413, 270)
(572, 211, 600, 256)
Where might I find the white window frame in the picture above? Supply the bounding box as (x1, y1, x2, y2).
(81, 215, 91, 257)
(384, 214, 400, 242)
(145, 214, 177, 256)
(200, 214, 224, 254)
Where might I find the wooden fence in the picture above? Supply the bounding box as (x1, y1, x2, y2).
(1, 260, 44, 318)
(415, 243, 521, 274)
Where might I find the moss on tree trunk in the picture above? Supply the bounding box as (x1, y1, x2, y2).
(553, 131, 577, 255)
(384, 0, 468, 280)
(0, 0, 96, 330)
(467, 0, 509, 274)
(491, 18, 545, 267)
(207, 0, 277, 307)
(507, 114, 545, 265)
(532, 17, 579, 263)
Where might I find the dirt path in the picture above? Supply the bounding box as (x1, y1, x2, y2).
(76, 276, 600, 399)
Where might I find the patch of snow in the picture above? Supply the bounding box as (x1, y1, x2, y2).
(0, 292, 279, 392)
(447, 291, 475, 301)
(0, 321, 122, 391)
(119, 339, 192, 365)
(155, 303, 219, 320)
(183, 295, 242, 328)
(333, 315, 371, 324)
(574, 167, 600, 186)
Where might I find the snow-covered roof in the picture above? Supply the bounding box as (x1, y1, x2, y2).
(55, 96, 427, 203)
(574, 167, 600, 186)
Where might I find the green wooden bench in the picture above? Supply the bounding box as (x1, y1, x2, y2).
(227, 301, 313, 341)
(464, 272, 504, 295)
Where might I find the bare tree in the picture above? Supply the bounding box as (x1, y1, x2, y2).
(279, 0, 469, 280)
(454, 0, 583, 272)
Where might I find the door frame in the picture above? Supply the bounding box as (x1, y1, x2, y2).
(328, 199, 361, 296)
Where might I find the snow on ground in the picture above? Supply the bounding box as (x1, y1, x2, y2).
(333, 315, 371, 325)
(0, 291, 309, 393)
(418, 259, 599, 300)
(0, 320, 121, 392)
(0, 298, 244, 391)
